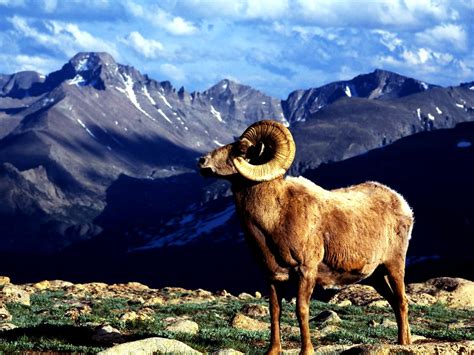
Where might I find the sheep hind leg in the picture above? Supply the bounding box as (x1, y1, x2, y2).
(296, 270, 317, 355)
(385, 261, 412, 345)
(266, 282, 283, 355)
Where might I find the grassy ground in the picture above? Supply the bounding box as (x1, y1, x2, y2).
(1, 289, 473, 353)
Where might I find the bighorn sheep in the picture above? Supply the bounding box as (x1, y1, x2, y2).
(199, 120, 413, 354)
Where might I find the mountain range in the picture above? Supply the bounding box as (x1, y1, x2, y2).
(0, 52, 473, 291)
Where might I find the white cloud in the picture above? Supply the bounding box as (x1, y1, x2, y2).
(244, 0, 288, 19)
(160, 63, 186, 82)
(125, 1, 198, 36)
(123, 31, 164, 59)
(0, 53, 60, 74)
(372, 30, 403, 52)
(8, 16, 117, 58)
(401, 48, 432, 65)
(415, 24, 467, 51)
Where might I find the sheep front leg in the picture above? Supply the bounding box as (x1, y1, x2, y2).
(296, 269, 316, 355)
(267, 282, 283, 355)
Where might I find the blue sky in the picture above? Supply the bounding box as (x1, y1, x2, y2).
(0, 0, 472, 98)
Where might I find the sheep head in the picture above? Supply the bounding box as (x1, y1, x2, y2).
(199, 120, 296, 182)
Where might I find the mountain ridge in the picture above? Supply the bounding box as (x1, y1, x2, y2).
(0, 51, 473, 267)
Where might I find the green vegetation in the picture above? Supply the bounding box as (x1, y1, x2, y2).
(1, 289, 473, 353)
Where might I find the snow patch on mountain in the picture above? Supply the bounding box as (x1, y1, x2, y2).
(77, 119, 97, 139)
(344, 86, 352, 97)
(142, 86, 156, 105)
(157, 108, 172, 123)
(436, 106, 443, 114)
(158, 92, 173, 109)
(116, 73, 155, 121)
(210, 105, 223, 122)
(75, 55, 91, 72)
(68, 74, 86, 86)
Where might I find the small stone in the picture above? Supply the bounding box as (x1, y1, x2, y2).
(33, 280, 50, 290)
(0, 322, 17, 331)
(241, 304, 269, 317)
(411, 334, 427, 343)
(143, 296, 165, 306)
(255, 291, 262, 299)
(368, 319, 378, 327)
(65, 304, 92, 320)
(0, 306, 12, 322)
(231, 313, 269, 331)
(126, 282, 149, 290)
(319, 324, 339, 337)
(195, 289, 213, 297)
(48, 280, 74, 288)
(238, 292, 253, 300)
(212, 349, 245, 355)
(337, 299, 352, 307)
(0, 276, 10, 286)
(165, 319, 199, 335)
(381, 318, 397, 328)
(311, 310, 341, 325)
(216, 290, 230, 297)
(368, 299, 390, 308)
(120, 310, 153, 323)
(97, 337, 201, 355)
(92, 325, 123, 343)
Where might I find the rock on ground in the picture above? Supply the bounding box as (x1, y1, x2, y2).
(240, 303, 269, 317)
(282, 341, 474, 354)
(97, 337, 202, 355)
(231, 313, 269, 331)
(342, 340, 474, 354)
(165, 318, 199, 335)
(329, 277, 474, 309)
(407, 277, 474, 309)
(92, 325, 123, 344)
(0, 284, 30, 306)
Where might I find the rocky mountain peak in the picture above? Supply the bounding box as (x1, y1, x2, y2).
(69, 52, 117, 73)
(203, 79, 252, 98)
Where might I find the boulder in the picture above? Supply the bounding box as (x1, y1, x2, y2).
(0, 276, 10, 286)
(342, 341, 474, 354)
(92, 325, 123, 343)
(165, 318, 199, 335)
(241, 304, 269, 317)
(231, 313, 269, 331)
(407, 277, 474, 309)
(97, 337, 201, 354)
(1, 284, 30, 306)
(311, 310, 341, 325)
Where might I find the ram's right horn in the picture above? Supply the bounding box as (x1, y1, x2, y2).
(233, 120, 296, 182)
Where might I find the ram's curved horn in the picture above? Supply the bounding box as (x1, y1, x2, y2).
(233, 120, 295, 181)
